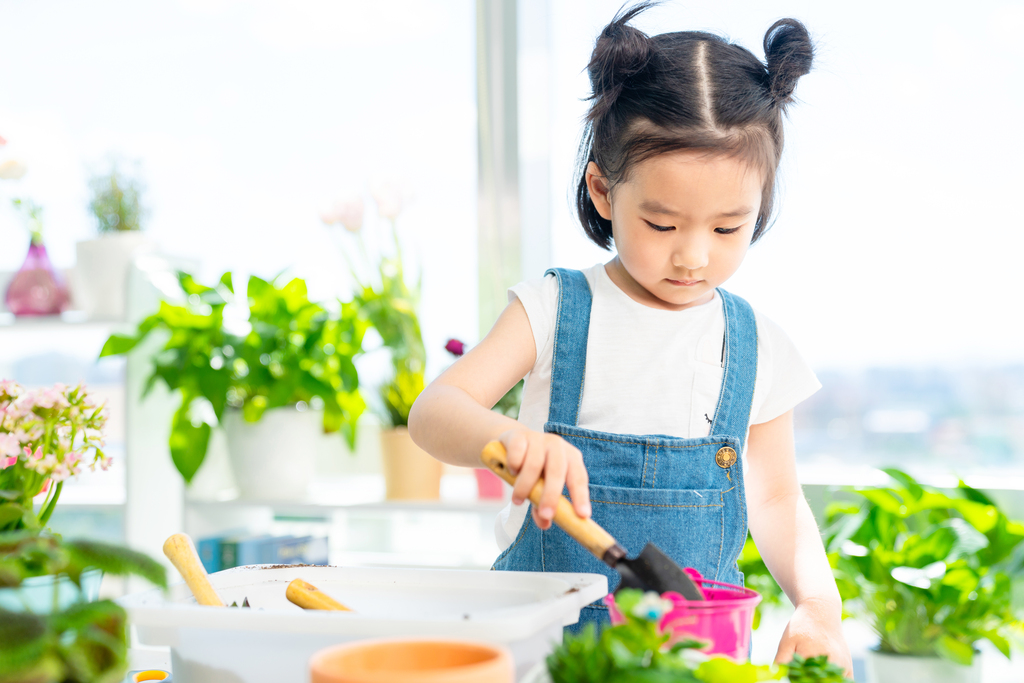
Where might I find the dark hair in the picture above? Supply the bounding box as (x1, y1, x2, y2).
(575, 3, 814, 249)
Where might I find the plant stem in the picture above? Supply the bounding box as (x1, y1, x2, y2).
(38, 481, 63, 526)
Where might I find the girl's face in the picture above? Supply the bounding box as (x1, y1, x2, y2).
(587, 151, 763, 311)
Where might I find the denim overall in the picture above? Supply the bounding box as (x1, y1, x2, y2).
(492, 268, 757, 631)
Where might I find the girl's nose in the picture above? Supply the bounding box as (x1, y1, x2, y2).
(671, 234, 710, 271)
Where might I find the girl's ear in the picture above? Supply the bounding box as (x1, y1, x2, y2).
(585, 162, 613, 221)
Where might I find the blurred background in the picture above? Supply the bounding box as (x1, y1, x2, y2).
(2, 0, 1023, 678)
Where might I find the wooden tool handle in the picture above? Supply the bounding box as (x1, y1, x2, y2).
(163, 533, 224, 607)
(480, 440, 623, 564)
(286, 578, 352, 611)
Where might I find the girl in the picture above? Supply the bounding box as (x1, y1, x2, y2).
(409, 3, 851, 673)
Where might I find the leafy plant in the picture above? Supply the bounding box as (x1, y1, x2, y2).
(0, 531, 167, 683)
(546, 588, 851, 683)
(824, 468, 1024, 665)
(87, 163, 144, 233)
(325, 188, 425, 428)
(11, 198, 44, 245)
(738, 533, 788, 629)
(1, 382, 110, 532)
(100, 271, 367, 483)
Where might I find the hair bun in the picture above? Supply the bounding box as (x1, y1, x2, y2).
(763, 18, 813, 106)
(586, 2, 655, 120)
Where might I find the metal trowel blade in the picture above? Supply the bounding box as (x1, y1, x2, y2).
(616, 543, 705, 600)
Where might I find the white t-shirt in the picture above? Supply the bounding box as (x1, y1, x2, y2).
(494, 263, 821, 550)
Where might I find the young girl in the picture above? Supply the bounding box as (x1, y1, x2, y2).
(409, 4, 851, 673)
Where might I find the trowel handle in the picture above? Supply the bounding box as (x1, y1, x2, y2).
(163, 533, 225, 607)
(481, 441, 624, 565)
(286, 578, 352, 611)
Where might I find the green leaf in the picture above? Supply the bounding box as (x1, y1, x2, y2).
(882, 468, 924, 501)
(983, 630, 1010, 658)
(169, 396, 211, 484)
(99, 333, 141, 357)
(934, 634, 973, 665)
(64, 540, 167, 589)
(219, 271, 234, 293)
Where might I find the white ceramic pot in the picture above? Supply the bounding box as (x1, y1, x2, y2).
(866, 648, 981, 683)
(222, 406, 321, 501)
(73, 232, 153, 320)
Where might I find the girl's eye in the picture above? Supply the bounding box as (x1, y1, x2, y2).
(714, 227, 741, 235)
(644, 220, 674, 232)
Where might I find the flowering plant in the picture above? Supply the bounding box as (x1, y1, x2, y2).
(323, 185, 424, 428)
(0, 381, 110, 531)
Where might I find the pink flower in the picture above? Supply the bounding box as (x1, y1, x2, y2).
(321, 194, 364, 232)
(0, 432, 19, 457)
(24, 445, 43, 461)
(1, 455, 17, 470)
(370, 180, 411, 220)
(39, 479, 50, 494)
(445, 338, 466, 357)
(0, 134, 6, 146)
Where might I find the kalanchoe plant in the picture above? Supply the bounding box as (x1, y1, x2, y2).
(546, 588, 851, 683)
(100, 271, 367, 483)
(0, 381, 110, 531)
(825, 468, 1024, 666)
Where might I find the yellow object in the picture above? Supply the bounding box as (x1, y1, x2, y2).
(132, 670, 169, 681)
(287, 578, 352, 611)
(162, 533, 225, 607)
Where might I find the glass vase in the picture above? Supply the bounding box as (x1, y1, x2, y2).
(4, 240, 68, 316)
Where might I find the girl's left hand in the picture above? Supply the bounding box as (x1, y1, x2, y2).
(774, 597, 853, 678)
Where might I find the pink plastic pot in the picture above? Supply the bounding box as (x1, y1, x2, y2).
(473, 468, 505, 500)
(605, 569, 761, 662)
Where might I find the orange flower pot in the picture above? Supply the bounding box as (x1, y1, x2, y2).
(309, 638, 514, 683)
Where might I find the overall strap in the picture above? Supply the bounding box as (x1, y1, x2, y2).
(546, 268, 592, 427)
(709, 289, 758, 451)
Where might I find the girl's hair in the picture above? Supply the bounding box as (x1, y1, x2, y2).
(575, 2, 814, 249)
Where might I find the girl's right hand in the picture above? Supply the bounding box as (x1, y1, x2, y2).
(499, 428, 591, 530)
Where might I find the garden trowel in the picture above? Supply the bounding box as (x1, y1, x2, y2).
(480, 441, 705, 600)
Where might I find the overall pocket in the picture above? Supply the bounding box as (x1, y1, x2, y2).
(541, 483, 726, 590)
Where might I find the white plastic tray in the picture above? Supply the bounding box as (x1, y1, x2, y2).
(120, 564, 607, 683)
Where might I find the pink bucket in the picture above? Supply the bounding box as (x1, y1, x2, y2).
(605, 569, 761, 662)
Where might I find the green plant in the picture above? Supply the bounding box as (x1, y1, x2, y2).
(11, 198, 44, 245)
(1, 382, 110, 532)
(325, 189, 424, 428)
(0, 531, 168, 683)
(546, 588, 851, 683)
(825, 468, 1024, 665)
(100, 271, 367, 483)
(738, 532, 788, 629)
(87, 163, 144, 233)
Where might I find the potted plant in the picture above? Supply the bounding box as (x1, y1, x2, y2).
(3, 198, 69, 317)
(322, 186, 441, 500)
(532, 588, 851, 682)
(100, 271, 367, 500)
(824, 468, 1024, 683)
(74, 161, 153, 321)
(0, 379, 167, 683)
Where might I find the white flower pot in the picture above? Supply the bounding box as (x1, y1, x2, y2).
(223, 406, 320, 501)
(866, 649, 981, 683)
(73, 232, 153, 320)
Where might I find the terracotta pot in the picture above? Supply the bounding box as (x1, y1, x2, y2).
(310, 638, 514, 683)
(379, 427, 443, 500)
(866, 648, 981, 683)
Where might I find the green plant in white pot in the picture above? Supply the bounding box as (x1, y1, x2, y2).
(824, 469, 1024, 683)
(100, 271, 367, 500)
(75, 161, 153, 321)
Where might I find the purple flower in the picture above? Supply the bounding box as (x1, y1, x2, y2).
(445, 338, 466, 357)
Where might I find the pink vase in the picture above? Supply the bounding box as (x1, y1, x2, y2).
(4, 240, 68, 316)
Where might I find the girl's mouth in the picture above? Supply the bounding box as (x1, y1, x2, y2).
(666, 278, 702, 287)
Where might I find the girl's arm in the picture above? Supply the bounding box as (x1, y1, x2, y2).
(745, 410, 852, 676)
(407, 298, 591, 526)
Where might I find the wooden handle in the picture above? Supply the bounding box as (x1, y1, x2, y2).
(480, 440, 622, 563)
(163, 533, 224, 607)
(286, 578, 352, 611)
